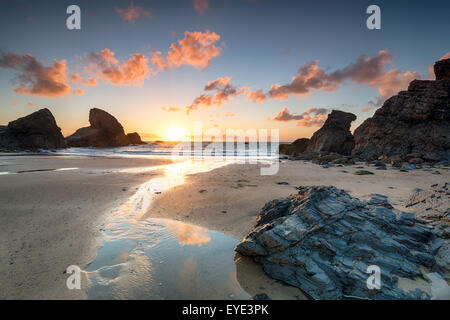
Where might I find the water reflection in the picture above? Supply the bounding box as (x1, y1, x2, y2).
(163, 219, 211, 246)
(85, 158, 306, 299)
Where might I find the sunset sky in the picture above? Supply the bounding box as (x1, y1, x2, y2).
(0, 0, 449, 141)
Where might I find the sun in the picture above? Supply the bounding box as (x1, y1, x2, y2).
(163, 127, 188, 141)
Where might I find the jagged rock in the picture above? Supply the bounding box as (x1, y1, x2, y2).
(0, 108, 66, 150)
(235, 186, 442, 300)
(405, 183, 450, 280)
(66, 108, 144, 147)
(353, 59, 450, 161)
(434, 58, 450, 81)
(306, 110, 356, 156)
(279, 138, 309, 156)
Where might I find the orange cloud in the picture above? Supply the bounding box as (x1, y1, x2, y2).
(186, 77, 247, 114)
(115, 1, 151, 22)
(246, 89, 267, 103)
(152, 30, 222, 71)
(69, 72, 97, 86)
(26, 102, 35, 107)
(272, 107, 329, 127)
(87, 48, 150, 86)
(193, 0, 209, 15)
(162, 106, 181, 112)
(74, 88, 84, 96)
(0, 52, 71, 97)
(268, 50, 420, 100)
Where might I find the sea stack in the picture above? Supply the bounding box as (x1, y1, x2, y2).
(0, 108, 66, 150)
(66, 108, 145, 147)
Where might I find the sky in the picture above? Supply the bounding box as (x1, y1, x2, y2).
(0, 0, 449, 141)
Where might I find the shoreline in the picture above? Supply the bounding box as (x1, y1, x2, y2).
(0, 154, 448, 299)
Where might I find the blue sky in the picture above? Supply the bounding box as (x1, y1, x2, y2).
(0, 0, 449, 141)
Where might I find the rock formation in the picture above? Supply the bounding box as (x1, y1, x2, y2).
(126, 132, 144, 145)
(279, 138, 309, 156)
(306, 110, 356, 156)
(0, 108, 66, 150)
(66, 108, 145, 147)
(353, 59, 450, 161)
(435, 58, 450, 81)
(236, 186, 445, 299)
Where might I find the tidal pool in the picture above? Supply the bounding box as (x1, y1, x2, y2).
(84, 159, 307, 300)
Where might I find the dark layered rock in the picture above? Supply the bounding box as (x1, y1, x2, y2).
(405, 183, 450, 280)
(435, 58, 450, 80)
(0, 108, 66, 150)
(279, 138, 309, 156)
(235, 186, 445, 300)
(66, 108, 144, 147)
(353, 59, 450, 161)
(306, 110, 356, 156)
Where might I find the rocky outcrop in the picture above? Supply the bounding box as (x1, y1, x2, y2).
(435, 58, 450, 80)
(405, 183, 450, 281)
(66, 108, 144, 147)
(353, 59, 450, 161)
(235, 186, 445, 300)
(279, 138, 309, 156)
(126, 132, 144, 145)
(306, 110, 356, 156)
(0, 108, 66, 150)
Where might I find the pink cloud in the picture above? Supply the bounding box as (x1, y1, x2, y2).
(0, 52, 71, 97)
(152, 30, 222, 71)
(193, 0, 209, 14)
(87, 48, 150, 86)
(115, 1, 151, 22)
(246, 89, 267, 103)
(268, 50, 420, 100)
(271, 107, 329, 127)
(186, 77, 247, 114)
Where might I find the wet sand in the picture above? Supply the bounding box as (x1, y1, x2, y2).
(0, 155, 448, 299)
(0, 154, 171, 299)
(146, 160, 450, 238)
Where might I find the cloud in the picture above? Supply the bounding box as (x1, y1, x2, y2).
(246, 89, 267, 103)
(225, 111, 235, 117)
(271, 107, 329, 127)
(193, 0, 209, 15)
(115, 1, 151, 22)
(26, 102, 35, 107)
(152, 30, 222, 71)
(268, 50, 420, 100)
(186, 77, 247, 114)
(69, 72, 97, 86)
(87, 48, 150, 86)
(74, 88, 84, 96)
(0, 52, 71, 97)
(162, 106, 181, 112)
(363, 96, 385, 112)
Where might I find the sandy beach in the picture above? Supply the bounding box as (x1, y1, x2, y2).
(1, 154, 448, 299)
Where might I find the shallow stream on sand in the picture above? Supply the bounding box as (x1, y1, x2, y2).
(84, 159, 306, 299)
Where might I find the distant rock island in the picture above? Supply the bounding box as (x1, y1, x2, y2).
(66, 108, 144, 148)
(0, 108, 144, 151)
(281, 58, 450, 163)
(0, 108, 66, 151)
